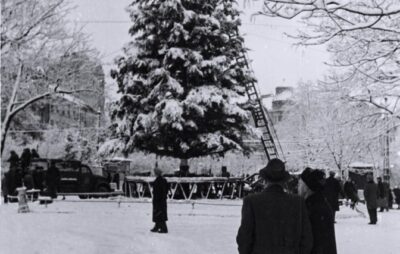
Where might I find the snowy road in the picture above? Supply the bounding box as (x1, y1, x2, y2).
(1, 198, 399, 254)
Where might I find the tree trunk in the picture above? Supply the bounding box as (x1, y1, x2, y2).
(1, 63, 23, 156)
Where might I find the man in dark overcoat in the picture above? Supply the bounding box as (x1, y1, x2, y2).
(237, 159, 313, 254)
(299, 168, 337, 254)
(323, 171, 344, 222)
(151, 168, 169, 233)
(364, 174, 378, 224)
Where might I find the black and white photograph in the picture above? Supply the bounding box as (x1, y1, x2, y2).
(1, 0, 400, 253)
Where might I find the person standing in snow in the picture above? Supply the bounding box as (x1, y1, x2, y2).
(299, 168, 337, 254)
(45, 162, 60, 199)
(1, 172, 8, 204)
(237, 159, 313, 254)
(7, 150, 20, 170)
(20, 148, 32, 174)
(323, 171, 344, 222)
(344, 179, 358, 209)
(364, 174, 378, 224)
(151, 167, 169, 233)
(376, 177, 388, 212)
(393, 186, 400, 209)
(31, 149, 40, 159)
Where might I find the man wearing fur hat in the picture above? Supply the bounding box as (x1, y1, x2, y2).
(237, 159, 313, 254)
(299, 168, 337, 254)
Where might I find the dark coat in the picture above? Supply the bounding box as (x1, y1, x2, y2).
(46, 166, 60, 188)
(237, 185, 313, 254)
(5, 169, 19, 196)
(377, 182, 386, 198)
(152, 176, 168, 223)
(323, 176, 343, 211)
(343, 181, 358, 202)
(20, 149, 31, 171)
(7, 152, 19, 169)
(1, 175, 8, 196)
(364, 181, 378, 209)
(45, 166, 60, 198)
(393, 188, 400, 204)
(305, 192, 337, 254)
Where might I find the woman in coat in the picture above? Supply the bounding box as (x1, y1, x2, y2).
(299, 168, 337, 254)
(151, 168, 169, 233)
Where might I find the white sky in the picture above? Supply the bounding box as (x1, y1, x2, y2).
(69, 0, 329, 100)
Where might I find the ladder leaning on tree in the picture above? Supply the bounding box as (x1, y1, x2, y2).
(228, 28, 284, 162)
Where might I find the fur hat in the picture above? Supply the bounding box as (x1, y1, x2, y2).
(300, 168, 326, 192)
(259, 158, 290, 182)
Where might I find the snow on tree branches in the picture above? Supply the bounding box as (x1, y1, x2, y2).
(105, 0, 257, 159)
(259, 0, 400, 121)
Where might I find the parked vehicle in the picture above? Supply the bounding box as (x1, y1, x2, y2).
(29, 158, 111, 197)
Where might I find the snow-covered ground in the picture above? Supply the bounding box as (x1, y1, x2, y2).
(1, 197, 399, 254)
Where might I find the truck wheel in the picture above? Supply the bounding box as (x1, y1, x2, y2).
(79, 195, 88, 199)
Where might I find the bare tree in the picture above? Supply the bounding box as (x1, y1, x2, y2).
(1, 0, 102, 156)
(276, 82, 385, 171)
(258, 0, 400, 120)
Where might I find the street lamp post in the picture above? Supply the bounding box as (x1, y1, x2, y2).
(383, 98, 390, 185)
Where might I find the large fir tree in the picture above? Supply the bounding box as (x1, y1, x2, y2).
(108, 0, 257, 159)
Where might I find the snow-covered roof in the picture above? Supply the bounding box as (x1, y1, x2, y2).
(274, 89, 293, 101)
(349, 161, 374, 168)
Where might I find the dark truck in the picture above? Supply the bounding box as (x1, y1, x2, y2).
(30, 158, 112, 197)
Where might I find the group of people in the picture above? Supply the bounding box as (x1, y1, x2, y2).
(236, 159, 342, 254)
(1, 148, 60, 203)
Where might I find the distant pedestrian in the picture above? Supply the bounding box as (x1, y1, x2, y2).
(20, 148, 32, 173)
(45, 162, 60, 199)
(323, 171, 344, 222)
(113, 173, 120, 190)
(364, 174, 378, 224)
(23, 173, 34, 190)
(5, 168, 18, 197)
(1, 173, 8, 204)
(299, 167, 337, 254)
(221, 166, 230, 177)
(7, 150, 19, 170)
(32, 166, 45, 191)
(151, 168, 169, 233)
(393, 186, 400, 209)
(237, 159, 313, 254)
(344, 179, 358, 209)
(377, 177, 388, 212)
(383, 181, 390, 211)
(388, 188, 393, 209)
(31, 149, 40, 159)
